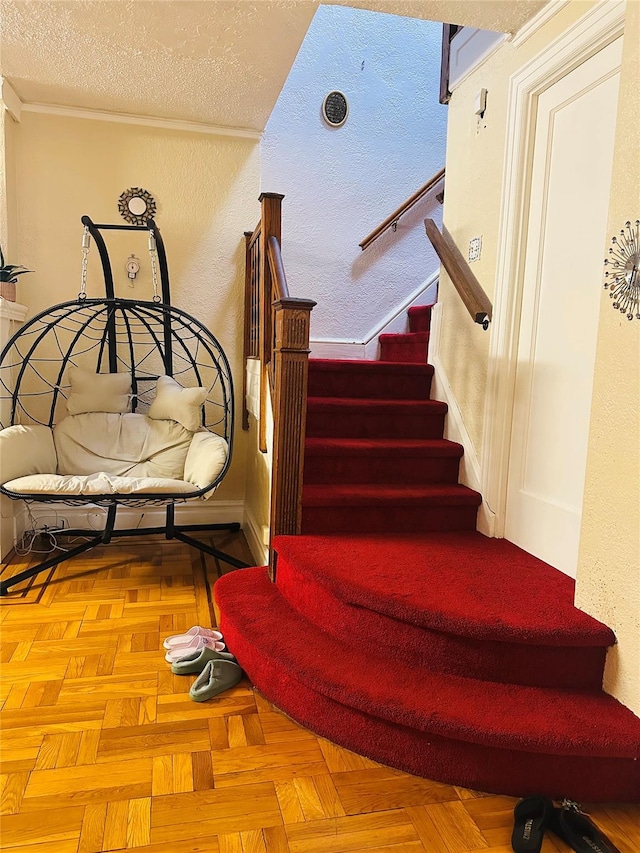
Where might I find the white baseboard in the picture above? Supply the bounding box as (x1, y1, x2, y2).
(308, 341, 366, 360)
(20, 500, 245, 534)
(429, 303, 496, 537)
(242, 505, 269, 566)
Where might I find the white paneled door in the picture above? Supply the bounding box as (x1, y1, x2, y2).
(505, 38, 622, 578)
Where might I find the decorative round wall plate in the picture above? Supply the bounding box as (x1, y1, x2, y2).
(118, 188, 157, 225)
(603, 220, 640, 320)
(322, 91, 348, 127)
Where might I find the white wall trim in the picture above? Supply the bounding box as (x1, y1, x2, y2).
(20, 102, 262, 140)
(429, 303, 495, 537)
(449, 29, 510, 93)
(308, 341, 365, 359)
(22, 500, 245, 533)
(0, 299, 28, 322)
(310, 272, 438, 360)
(0, 78, 22, 122)
(482, 0, 625, 536)
(511, 1, 572, 48)
(242, 505, 268, 566)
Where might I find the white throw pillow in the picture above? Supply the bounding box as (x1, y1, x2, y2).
(148, 375, 207, 432)
(66, 366, 131, 415)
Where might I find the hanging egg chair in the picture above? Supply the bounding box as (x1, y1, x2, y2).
(0, 216, 248, 596)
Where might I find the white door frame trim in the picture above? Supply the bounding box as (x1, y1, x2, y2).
(481, 0, 625, 536)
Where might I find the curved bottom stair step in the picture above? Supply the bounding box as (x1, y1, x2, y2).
(274, 547, 607, 691)
(272, 532, 615, 648)
(214, 566, 640, 802)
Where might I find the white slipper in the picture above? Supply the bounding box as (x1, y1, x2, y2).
(163, 626, 223, 650)
(164, 635, 226, 664)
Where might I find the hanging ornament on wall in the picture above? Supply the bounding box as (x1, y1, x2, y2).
(322, 91, 349, 127)
(118, 187, 157, 225)
(603, 220, 640, 320)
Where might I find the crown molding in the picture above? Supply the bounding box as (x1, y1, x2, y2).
(449, 30, 510, 93)
(511, 0, 572, 48)
(20, 101, 262, 140)
(0, 78, 22, 122)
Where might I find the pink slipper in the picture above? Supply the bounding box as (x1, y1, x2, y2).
(164, 635, 226, 664)
(163, 626, 223, 650)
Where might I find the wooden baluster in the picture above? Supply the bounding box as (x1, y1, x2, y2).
(269, 296, 316, 581)
(242, 231, 253, 431)
(250, 229, 260, 358)
(258, 193, 284, 453)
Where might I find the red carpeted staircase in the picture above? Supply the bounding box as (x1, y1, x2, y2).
(216, 303, 640, 802)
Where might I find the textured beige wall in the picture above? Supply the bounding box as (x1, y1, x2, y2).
(575, 0, 640, 715)
(0, 110, 18, 254)
(441, 0, 639, 713)
(439, 0, 598, 458)
(13, 112, 260, 503)
(0, 112, 6, 250)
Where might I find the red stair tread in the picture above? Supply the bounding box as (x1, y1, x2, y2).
(302, 484, 481, 507)
(309, 359, 433, 376)
(273, 532, 615, 647)
(379, 332, 430, 343)
(408, 305, 433, 332)
(275, 551, 608, 690)
(304, 438, 464, 458)
(307, 397, 447, 414)
(215, 567, 640, 760)
(217, 572, 639, 801)
(307, 395, 445, 410)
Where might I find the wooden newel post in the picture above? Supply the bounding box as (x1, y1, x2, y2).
(258, 193, 284, 453)
(269, 296, 316, 581)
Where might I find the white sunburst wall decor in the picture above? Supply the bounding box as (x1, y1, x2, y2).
(603, 220, 640, 321)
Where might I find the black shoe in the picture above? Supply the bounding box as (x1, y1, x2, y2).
(511, 796, 553, 853)
(551, 803, 622, 853)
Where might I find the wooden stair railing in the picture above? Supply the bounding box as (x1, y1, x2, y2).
(243, 193, 316, 577)
(359, 167, 445, 251)
(424, 218, 492, 329)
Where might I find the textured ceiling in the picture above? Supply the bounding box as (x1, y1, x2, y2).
(0, 0, 548, 131)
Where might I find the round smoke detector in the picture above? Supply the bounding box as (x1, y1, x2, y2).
(322, 91, 349, 127)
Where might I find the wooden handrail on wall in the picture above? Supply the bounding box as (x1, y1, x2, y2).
(424, 218, 492, 329)
(359, 167, 445, 251)
(267, 235, 289, 300)
(243, 194, 316, 578)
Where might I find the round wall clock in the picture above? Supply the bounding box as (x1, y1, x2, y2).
(322, 91, 349, 127)
(118, 188, 157, 225)
(603, 219, 640, 320)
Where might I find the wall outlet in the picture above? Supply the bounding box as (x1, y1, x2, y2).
(468, 236, 482, 262)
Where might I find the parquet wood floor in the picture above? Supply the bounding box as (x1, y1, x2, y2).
(1, 532, 639, 853)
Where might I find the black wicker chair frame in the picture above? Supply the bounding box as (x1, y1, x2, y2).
(0, 217, 248, 596)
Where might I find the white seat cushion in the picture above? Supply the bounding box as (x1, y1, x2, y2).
(3, 473, 198, 496)
(54, 413, 193, 480)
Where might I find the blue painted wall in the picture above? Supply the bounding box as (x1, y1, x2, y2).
(262, 4, 447, 342)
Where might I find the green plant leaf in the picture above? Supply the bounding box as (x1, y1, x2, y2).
(0, 246, 32, 283)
